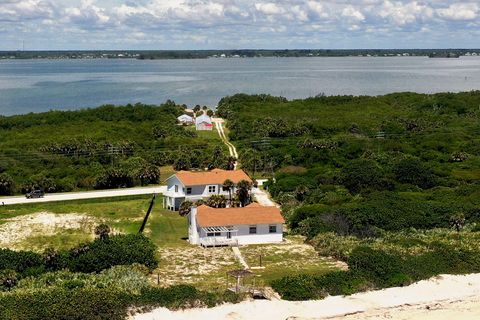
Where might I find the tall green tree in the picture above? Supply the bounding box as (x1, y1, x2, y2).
(0, 173, 15, 196)
(206, 195, 227, 208)
(236, 180, 253, 207)
(222, 179, 235, 204)
(179, 201, 193, 217)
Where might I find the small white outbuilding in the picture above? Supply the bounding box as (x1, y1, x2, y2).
(177, 114, 194, 125)
(195, 114, 213, 131)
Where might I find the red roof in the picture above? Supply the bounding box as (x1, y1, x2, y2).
(174, 169, 252, 186)
(196, 203, 285, 227)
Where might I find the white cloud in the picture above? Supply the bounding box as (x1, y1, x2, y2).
(0, 0, 55, 22)
(254, 2, 285, 15)
(342, 6, 365, 22)
(437, 3, 478, 21)
(0, 0, 479, 49)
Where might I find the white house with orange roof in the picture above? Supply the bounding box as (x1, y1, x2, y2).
(163, 169, 252, 211)
(188, 203, 285, 246)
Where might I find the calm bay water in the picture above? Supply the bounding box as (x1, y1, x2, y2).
(1, 56, 480, 115)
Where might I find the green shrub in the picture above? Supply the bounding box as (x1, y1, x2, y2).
(0, 269, 18, 291)
(274, 243, 480, 301)
(0, 249, 43, 276)
(348, 246, 404, 286)
(15, 266, 150, 294)
(271, 274, 324, 301)
(66, 234, 158, 273)
(0, 288, 130, 320)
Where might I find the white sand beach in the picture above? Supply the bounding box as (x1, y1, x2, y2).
(133, 273, 480, 320)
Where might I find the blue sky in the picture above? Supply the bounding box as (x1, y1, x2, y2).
(0, 0, 479, 50)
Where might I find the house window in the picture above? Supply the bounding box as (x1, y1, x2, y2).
(249, 225, 257, 234)
(207, 232, 221, 237)
(175, 185, 178, 193)
(269, 225, 277, 233)
(186, 187, 192, 195)
(208, 185, 216, 193)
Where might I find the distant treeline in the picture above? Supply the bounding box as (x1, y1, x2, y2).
(1, 49, 480, 60)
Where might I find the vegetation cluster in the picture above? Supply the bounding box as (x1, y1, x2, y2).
(0, 228, 239, 319)
(0, 101, 229, 195)
(218, 92, 480, 298)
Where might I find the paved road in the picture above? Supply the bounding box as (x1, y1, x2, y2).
(0, 186, 167, 206)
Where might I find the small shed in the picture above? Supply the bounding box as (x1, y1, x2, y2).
(177, 114, 194, 125)
(196, 114, 213, 131)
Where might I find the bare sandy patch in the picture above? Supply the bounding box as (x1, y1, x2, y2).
(0, 212, 97, 249)
(155, 246, 240, 288)
(242, 236, 348, 271)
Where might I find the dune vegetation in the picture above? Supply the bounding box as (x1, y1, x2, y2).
(218, 92, 480, 299)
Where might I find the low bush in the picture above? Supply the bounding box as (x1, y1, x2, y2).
(273, 244, 480, 301)
(65, 234, 158, 273)
(0, 288, 131, 320)
(0, 284, 239, 320)
(0, 249, 43, 276)
(0, 234, 158, 278)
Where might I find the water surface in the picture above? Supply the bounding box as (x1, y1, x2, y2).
(1, 57, 479, 115)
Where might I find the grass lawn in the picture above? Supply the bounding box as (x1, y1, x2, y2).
(0, 195, 188, 251)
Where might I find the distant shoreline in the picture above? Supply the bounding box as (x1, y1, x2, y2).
(1, 49, 480, 60)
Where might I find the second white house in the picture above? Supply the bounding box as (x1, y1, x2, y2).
(163, 169, 253, 211)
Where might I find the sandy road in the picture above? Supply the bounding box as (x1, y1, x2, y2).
(0, 186, 167, 206)
(213, 118, 238, 169)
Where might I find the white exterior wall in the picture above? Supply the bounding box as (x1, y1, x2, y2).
(233, 224, 283, 245)
(165, 176, 186, 210)
(165, 176, 239, 211)
(188, 208, 200, 245)
(196, 122, 213, 131)
(190, 220, 284, 246)
(167, 176, 185, 196)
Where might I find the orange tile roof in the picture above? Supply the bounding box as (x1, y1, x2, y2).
(196, 204, 285, 227)
(174, 169, 252, 186)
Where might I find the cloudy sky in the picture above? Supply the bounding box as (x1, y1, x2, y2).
(1, 0, 479, 50)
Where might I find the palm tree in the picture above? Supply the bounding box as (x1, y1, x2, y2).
(206, 195, 227, 208)
(179, 200, 193, 217)
(295, 185, 310, 202)
(226, 156, 237, 170)
(450, 212, 466, 232)
(236, 179, 253, 207)
(223, 179, 235, 205)
(95, 224, 111, 240)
